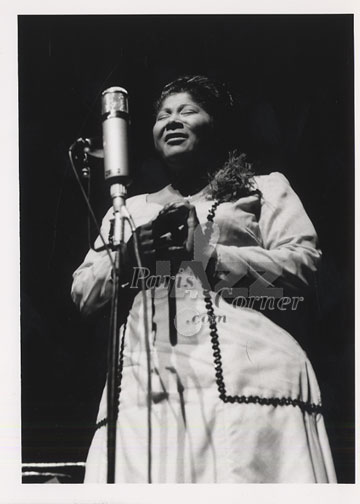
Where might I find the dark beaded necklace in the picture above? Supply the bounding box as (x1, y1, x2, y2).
(96, 199, 322, 432)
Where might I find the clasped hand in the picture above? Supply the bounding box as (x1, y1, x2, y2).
(125, 201, 202, 277)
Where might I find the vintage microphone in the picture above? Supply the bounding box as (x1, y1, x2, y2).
(102, 86, 131, 244)
(101, 87, 152, 484)
(101, 87, 132, 484)
(69, 87, 152, 482)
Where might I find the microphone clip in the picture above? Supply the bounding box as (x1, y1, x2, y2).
(71, 137, 92, 179)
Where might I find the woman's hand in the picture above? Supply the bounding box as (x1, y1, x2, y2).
(124, 220, 158, 277)
(153, 202, 191, 258)
(155, 201, 216, 271)
(124, 202, 190, 279)
(125, 201, 216, 280)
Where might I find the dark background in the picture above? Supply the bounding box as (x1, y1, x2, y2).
(19, 15, 354, 483)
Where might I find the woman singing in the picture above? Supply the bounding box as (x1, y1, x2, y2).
(71, 75, 336, 483)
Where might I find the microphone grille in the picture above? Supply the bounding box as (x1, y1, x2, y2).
(101, 87, 129, 116)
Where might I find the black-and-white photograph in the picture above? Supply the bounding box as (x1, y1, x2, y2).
(17, 13, 354, 486)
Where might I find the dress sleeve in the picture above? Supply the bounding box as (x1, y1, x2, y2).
(71, 193, 158, 316)
(71, 207, 116, 315)
(213, 172, 321, 294)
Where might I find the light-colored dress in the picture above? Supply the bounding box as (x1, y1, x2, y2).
(71, 172, 337, 483)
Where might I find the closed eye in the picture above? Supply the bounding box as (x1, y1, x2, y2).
(156, 113, 170, 121)
(181, 107, 198, 115)
(156, 106, 199, 121)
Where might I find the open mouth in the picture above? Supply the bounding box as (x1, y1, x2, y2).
(164, 132, 188, 143)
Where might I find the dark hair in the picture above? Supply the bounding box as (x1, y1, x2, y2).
(155, 75, 257, 202)
(155, 75, 234, 120)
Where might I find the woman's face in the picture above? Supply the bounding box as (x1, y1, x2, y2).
(153, 92, 214, 168)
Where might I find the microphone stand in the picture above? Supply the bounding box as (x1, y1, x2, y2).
(73, 85, 152, 481)
(107, 182, 134, 484)
(100, 86, 134, 483)
(106, 185, 152, 484)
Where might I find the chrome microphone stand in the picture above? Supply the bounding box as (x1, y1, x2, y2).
(72, 87, 151, 483)
(101, 87, 133, 484)
(106, 182, 134, 484)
